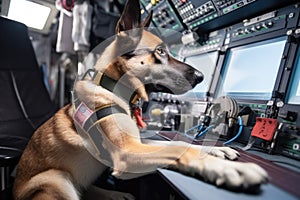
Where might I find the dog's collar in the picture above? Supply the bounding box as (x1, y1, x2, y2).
(83, 69, 139, 106)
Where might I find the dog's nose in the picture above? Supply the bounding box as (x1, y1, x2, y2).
(194, 70, 204, 84)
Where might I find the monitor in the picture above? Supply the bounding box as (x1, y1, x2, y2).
(183, 51, 218, 98)
(216, 36, 286, 101)
(2, 0, 58, 34)
(287, 48, 300, 105)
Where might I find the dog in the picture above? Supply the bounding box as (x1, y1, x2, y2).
(13, 0, 268, 199)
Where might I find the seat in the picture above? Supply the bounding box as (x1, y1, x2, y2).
(0, 17, 55, 199)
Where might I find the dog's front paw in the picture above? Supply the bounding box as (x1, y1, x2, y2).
(200, 146, 240, 160)
(202, 158, 268, 191)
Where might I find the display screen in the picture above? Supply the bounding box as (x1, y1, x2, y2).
(183, 51, 218, 98)
(287, 48, 300, 105)
(216, 37, 286, 100)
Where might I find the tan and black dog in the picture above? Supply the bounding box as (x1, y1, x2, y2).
(13, 0, 268, 199)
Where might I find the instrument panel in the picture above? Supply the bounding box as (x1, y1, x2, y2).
(141, 0, 300, 160)
(140, 0, 298, 33)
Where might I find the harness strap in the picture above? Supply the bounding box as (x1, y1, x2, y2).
(74, 101, 127, 132)
(84, 104, 127, 131)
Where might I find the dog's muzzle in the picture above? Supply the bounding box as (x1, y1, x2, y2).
(188, 70, 204, 88)
(194, 71, 204, 85)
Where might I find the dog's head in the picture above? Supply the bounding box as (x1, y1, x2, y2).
(94, 0, 203, 101)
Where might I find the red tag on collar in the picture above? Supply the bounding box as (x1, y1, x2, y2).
(133, 107, 147, 129)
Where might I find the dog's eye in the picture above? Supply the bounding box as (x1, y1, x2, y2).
(155, 47, 166, 56)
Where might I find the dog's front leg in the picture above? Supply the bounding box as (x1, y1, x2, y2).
(97, 114, 268, 191)
(142, 139, 240, 160)
(111, 139, 268, 190)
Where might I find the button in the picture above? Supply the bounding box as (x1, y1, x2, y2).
(267, 21, 273, 27)
(288, 12, 294, 18)
(286, 30, 293, 35)
(237, 2, 244, 7)
(262, 22, 273, 29)
(255, 24, 262, 30)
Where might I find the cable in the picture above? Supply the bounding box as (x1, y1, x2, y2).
(10, 71, 36, 130)
(184, 124, 214, 141)
(184, 124, 201, 140)
(184, 124, 201, 135)
(224, 116, 243, 145)
(194, 125, 214, 139)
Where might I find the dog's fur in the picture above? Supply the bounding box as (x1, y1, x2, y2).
(13, 0, 268, 199)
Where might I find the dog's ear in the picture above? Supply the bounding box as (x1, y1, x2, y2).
(141, 10, 153, 28)
(116, 0, 141, 33)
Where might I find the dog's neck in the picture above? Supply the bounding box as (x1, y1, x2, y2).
(93, 70, 146, 128)
(93, 71, 140, 106)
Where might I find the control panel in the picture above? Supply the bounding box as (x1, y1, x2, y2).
(140, 0, 185, 36)
(142, 2, 300, 161)
(171, 0, 217, 29)
(171, 0, 256, 30)
(140, 0, 297, 34)
(277, 126, 300, 160)
(225, 5, 299, 43)
(213, 0, 255, 15)
(179, 29, 226, 57)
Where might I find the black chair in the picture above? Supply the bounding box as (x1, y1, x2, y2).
(0, 17, 55, 199)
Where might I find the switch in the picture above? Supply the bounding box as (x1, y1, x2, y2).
(250, 26, 256, 32)
(244, 28, 253, 34)
(262, 22, 272, 29)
